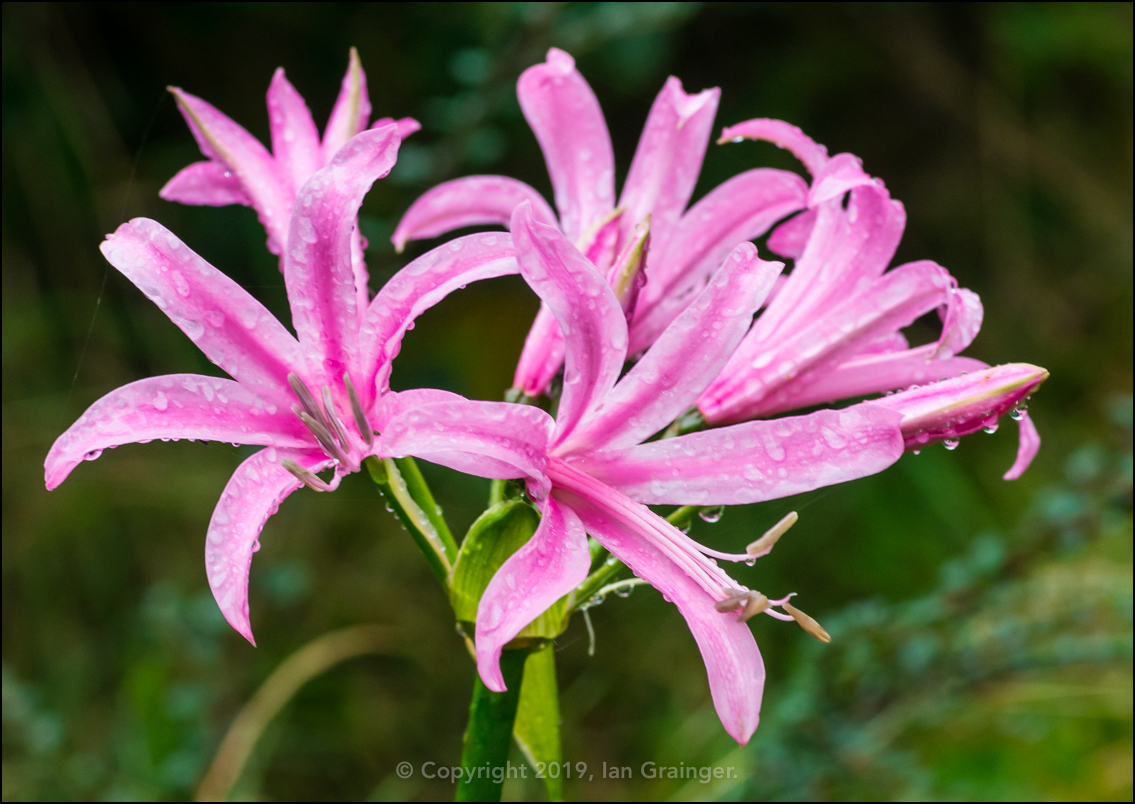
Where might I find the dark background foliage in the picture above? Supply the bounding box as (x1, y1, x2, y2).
(3, 3, 1131, 800)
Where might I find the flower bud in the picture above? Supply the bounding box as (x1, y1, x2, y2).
(873, 363, 1048, 450)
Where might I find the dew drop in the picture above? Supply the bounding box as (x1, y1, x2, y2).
(943, 439, 960, 451)
(983, 422, 999, 434)
(699, 505, 725, 523)
(1011, 406, 1027, 421)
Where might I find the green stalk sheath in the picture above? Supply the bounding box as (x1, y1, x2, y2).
(457, 647, 529, 802)
(392, 456, 458, 562)
(364, 457, 450, 584)
(513, 644, 563, 801)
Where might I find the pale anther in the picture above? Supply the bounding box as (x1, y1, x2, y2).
(714, 589, 748, 613)
(320, 385, 351, 449)
(783, 600, 831, 643)
(740, 592, 769, 622)
(747, 511, 798, 557)
(343, 373, 373, 447)
(296, 409, 348, 465)
(281, 458, 334, 492)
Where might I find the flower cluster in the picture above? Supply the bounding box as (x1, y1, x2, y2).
(47, 48, 1046, 745)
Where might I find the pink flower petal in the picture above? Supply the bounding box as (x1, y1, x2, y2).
(45, 375, 308, 490)
(372, 387, 466, 432)
(205, 447, 333, 644)
(160, 161, 252, 207)
(630, 168, 807, 353)
(371, 116, 422, 140)
(701, 260, 954, 424)
(517, 48, 614, 242)
(619, 77, 720, 257)
(357, 232, 519, 405)
(562, 490, 764, 745)
(562, 243, 782, 453)
(745, 185, 905, 351)
(757, 347, 988, 417)
(285, 126, 400, 385)
(99, 219, 304, 396)
(267, 68, 323, 198)
(766, 208, 816, 259)
(380, 399, 554, 495)
(807, 152, 878, 207)
(169, 87, 291, 257)
(475, 497, 590, 691)
(1003, 412, 1040, 480)
(511, 204, 627, 446)
(718, 118, 830, 175)
(935, 287, 983, 358)
(574, 404, 904, 505)
(391, 176, 558, 252)
(321, 48, 372, 164)
(512, 303, 565, 397)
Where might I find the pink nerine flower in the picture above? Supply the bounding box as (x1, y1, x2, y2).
(161, 48, 419, 313)
(46, 129, 519, 644)
(698, 120, 985, 424)
(695, 120, 1042, 477)
(392, 48, 810, 394)
(380, 203, 911, 744)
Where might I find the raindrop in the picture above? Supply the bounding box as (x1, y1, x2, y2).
(615, 586, 633, 599)
(604, 555, 618, 566)
(983, 422, 999, 434)
(912, 450, 921, 455)
(699, 506, 725, 523)
(1011, 406, 1027, 421)
(943, 439, 960, 451)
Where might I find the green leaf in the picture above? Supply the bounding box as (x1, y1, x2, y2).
(513, 644, 563, 801)
(449, 500, 568, 639)
(456, 647, 529, 802)
(392, 456, 458, 562)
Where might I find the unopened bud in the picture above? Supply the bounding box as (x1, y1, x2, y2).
(874, 363, 1048, 451)
(747, 511, 798, 558)
(783, 601, 831, 643)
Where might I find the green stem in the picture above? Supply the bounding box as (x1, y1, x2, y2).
(393, 456, 458, 562)
(365, 457, 450, 584)
(666, 505, 703, 531)
(456, 647, 529, 802)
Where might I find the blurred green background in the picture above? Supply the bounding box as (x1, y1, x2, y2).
(3, 3, 1131, 801)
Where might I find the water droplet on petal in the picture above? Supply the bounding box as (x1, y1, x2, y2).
(699, 506, 725, 523)
(943, 439, 960, 451)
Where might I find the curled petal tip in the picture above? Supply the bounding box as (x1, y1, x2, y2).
(545, 47, 575, 72)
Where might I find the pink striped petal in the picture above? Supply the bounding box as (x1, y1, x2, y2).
(511, 204, 627, 445)
(169, 88, 291, 257)
(766, 208, 816, 259)
(574, 404, 903, 505)
(619, 77, 719, 256)
(631, 168, 807, 353)
(321, 48, 371, 164)
(561, 244, 781, 453)
(100, 219, 303, 396)
(756, 347, 988, 417)
(475, 497, 590, 691)
(562, 490, 764, 745)
(45, 375, 308, 490)
(512, 304, 565, 397)
(380, 399, 554, 495)
(702, 260, 954, 424)
(267, 68, 323, 198)
(205, 447, 333, 644)
(517, 48, 614, 242)
(357, 232, 519, 405)
(285, 126, 400, 384)
(718, 118, 829, 175)
(160, 161, 252, 207)
(1003, 412, 1040, 480)
(391, 176, 557, 252)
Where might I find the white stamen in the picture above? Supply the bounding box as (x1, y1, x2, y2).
(343, 373, 373, 447)
(321, 385, 351, 450)
(281, 458, 335, 492)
